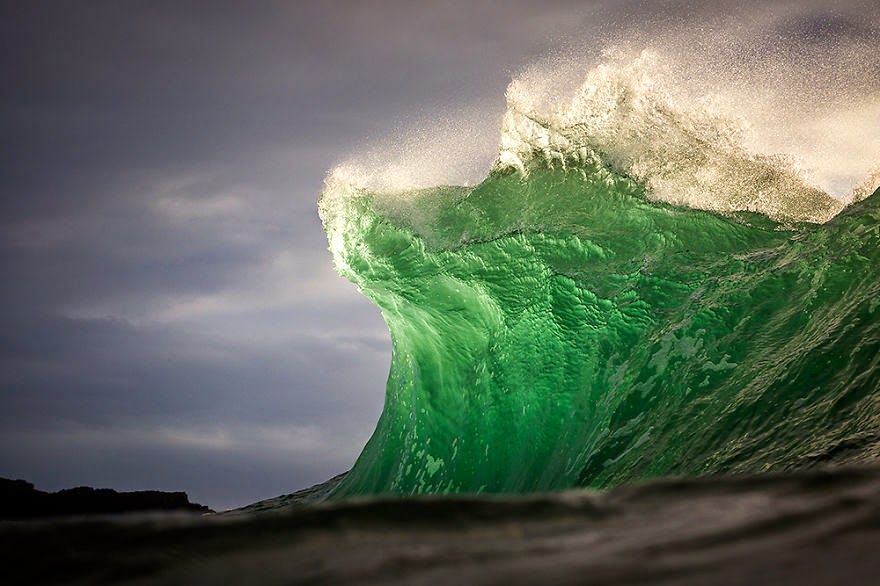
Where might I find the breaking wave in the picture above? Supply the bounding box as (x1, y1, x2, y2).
(318, 42, 880, 497)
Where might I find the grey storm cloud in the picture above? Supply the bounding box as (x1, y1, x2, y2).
(1, 0, 878, 510)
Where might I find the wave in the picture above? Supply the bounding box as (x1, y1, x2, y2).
(318, 47, 880, 498)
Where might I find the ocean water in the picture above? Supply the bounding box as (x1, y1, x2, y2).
(319, 50, 880, 498)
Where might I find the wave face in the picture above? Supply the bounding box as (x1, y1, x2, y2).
(319, 52, 880, 498)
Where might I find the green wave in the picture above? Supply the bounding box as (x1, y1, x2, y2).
(319, 160, 880, 497)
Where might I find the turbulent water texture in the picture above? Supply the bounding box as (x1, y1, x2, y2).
(319, 51, 880, 498)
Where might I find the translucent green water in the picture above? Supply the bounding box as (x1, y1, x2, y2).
(319, 161, 880, 497)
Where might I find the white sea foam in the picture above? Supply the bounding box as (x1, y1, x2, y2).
(852, 167, 880, 204)
(497, 49, 848, 223)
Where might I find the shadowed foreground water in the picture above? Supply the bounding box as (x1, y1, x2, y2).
(5, 465, 880, 585)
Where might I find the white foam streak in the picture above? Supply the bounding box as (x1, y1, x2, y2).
(852, 167, 880, 204)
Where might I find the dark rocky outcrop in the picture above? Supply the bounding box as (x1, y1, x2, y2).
(0, 477, 212, 519)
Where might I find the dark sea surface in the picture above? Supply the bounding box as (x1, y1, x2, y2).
(5, 465, 880, 585)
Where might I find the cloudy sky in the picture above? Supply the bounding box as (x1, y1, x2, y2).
(2, 1, 877, 510)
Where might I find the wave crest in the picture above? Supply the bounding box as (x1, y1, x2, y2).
(498, 49, 849, 223)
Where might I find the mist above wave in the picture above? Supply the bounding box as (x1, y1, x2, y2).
(324, 13, 880, 225)
(500, 49, 851, 224)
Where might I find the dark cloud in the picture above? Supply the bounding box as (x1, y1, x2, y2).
(0, 311, 389, 510)
(0, 0, 600, 225)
